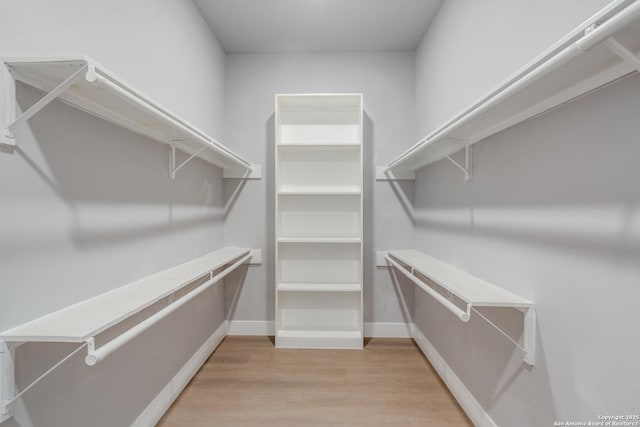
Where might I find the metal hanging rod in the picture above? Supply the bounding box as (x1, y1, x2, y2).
(85, 252, 251, 366)
(2, 56, 259, 179)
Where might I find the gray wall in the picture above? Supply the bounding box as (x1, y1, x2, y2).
(0, 1, 230, 425)
(412, 0, 639, 425)
(415, 0, 612, 137)
(223, 52, 416, 326)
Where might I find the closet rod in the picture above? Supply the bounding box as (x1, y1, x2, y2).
(386, 255, 471, 322)
(85, 252, 251, 366)
(384, 0, 640, 172)
(86, 71, 252, 171)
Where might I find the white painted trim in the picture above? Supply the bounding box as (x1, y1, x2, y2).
(226, 320, 413, 338)
(131, 321, 228, 427)
(412, 325, 497, 427)
(364, 322, 412, 338)
(227, 320, 275, 336)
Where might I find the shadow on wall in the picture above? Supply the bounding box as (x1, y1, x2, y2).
(412, 76, 640, 263)
(12, 84, 224, 251)
(223, 264, 251, 322)
(414, 292, 557, 423)
(9, 283, 230, 427)
(381, 178, 415, 226)
(409, 76, 640, 425)
(385, 265, 417, 326)
(265, 114, 276, 320)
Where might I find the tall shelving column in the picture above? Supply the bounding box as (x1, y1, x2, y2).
(275, 93, 363, 349)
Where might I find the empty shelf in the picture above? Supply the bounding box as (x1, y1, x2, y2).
(388, 250, 532, 308)
(277, 237, 361, 244)
(1, 247, 250, 343)
(277, 283, 362, 292)
(384, 2, 640, 173)
(277, 143, 361, 151)
(278, 186, 361, 195)
(2, 56, 254, 174)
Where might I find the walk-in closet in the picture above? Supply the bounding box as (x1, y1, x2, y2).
(1, 1, 639, 426)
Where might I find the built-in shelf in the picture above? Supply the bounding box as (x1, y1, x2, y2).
(278, 237, 361, 244)
(1, 247, 251, 344)
(278, 186, 361, 195)
(277, 143, 361, 151)
(383, 249, 535, 365)
(1, 56, 259, 179)
(277, 283, 362, 292)
(0, 246, 256, 419)
(275, 93, 364, 349)
(381, 0, 640, 176)
(276, 330, 363, 349)
(388, 250, 532, 309)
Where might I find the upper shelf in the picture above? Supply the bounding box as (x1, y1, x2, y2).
(1, 56, 257, 177)
(384, 0, 640, 173)
(0, 247, 250, 343)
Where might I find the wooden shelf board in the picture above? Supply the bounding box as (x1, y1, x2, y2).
(0, 247, 250, 343)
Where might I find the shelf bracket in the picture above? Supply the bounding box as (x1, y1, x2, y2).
(170, 143, 207, 180)
(523, 307, 536, 366)
(0, 340, 88, 419)
(375, 166, 415, 181)
(445, 145, 472, 181)
(602, 37, 640, 73)
(2, 63, 88, 149)
(0, 341, 15, 423)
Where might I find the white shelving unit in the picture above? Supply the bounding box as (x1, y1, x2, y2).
(275, 93, 363, 349)
(383, 250, 535, 365)
(380, 0, 640, 178)
(0, 247, 255, 419)
(1, 56, 260, 179)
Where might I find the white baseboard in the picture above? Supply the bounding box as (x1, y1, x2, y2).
(132, 321, 227, 427)
(226, 321, 413, 338)
(133, 320, 493, 427)
(412, 325, 497, 427)
(227, 320, 275, 336)
(364, 322, 413, 338)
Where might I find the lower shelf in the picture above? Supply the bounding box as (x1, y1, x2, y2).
(277, 283, 361, 292)
(276, 330, 363, 349)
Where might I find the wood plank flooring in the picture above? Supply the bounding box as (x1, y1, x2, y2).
(157, 336, 472, 427)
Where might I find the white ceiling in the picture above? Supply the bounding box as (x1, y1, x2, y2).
(193, 0, 444, 53)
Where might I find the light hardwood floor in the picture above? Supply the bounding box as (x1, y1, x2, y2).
(157, 336, 472, 427)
